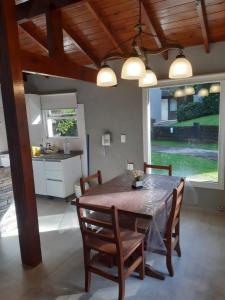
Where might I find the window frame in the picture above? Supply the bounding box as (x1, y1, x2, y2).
(143, 74, 225, 190)
(42, 107, 80, 139)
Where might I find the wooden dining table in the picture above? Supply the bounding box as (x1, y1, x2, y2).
(77, 172, 182, 280)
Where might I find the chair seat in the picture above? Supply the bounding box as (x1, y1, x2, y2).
(137, 218, 151, 233)
(86, 229, 144, 260)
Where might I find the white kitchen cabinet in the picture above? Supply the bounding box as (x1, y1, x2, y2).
(0, 153, 10, 167)
(32, 160, 47, 195)
(25, 94, 42, 126)
(32, 155, 82, 198)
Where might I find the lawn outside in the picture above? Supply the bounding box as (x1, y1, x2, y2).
(151, 137, 218, 182)
(151, 152, 218, 182)
(173, 114, 219, 127)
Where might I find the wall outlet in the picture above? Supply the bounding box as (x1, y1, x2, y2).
(127, 162, 134, 171)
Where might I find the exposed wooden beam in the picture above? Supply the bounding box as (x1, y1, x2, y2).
(85, 1, 125, 54)
(196, 0, 210, 53)
(0, 0, 42, 267)
(46, 9, 64, 58)
(141, 0, 168, 60)
(16, 0, 83, 23)
(20, 21, 48, 53)
(62, 22, 100, 68)
(21, 51, 98, 83)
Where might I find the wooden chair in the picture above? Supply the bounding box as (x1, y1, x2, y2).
(144, 162, 172, 176)
(137, 163, 173, 235)
(76, 199, 145, 300)
(80, 170, 102, 195)
(164, 178, 185, 276)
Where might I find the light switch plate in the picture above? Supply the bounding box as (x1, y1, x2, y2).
(121, 134, 126, 143)
(127, 162, 134, 171)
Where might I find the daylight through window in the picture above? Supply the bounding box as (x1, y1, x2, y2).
(44, 108, 78, 138)
(149, 82, 221, 183)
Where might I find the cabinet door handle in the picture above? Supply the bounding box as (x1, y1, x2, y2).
(46, 178, 63, 182)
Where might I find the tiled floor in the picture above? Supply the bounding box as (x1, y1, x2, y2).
(0, 197, 225, 300)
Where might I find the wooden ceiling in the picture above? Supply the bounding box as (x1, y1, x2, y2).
(16, 0, 225, 70)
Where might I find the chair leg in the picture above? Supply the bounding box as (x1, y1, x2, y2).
(137, 242, 145, 280)
(166, 248, 174, 277)
(84, 249, 91, 292)
(118, 259, 125, 300)
(118, 278, 125, 300)
(175, 240, 181, 257)
(175, 221, 181, 257)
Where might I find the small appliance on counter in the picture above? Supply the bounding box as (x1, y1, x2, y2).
(63, 141, 71, 155)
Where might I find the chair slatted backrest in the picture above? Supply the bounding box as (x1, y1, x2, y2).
(144, 162, 172, 176)
(76, 199, 122, 256)
(165, 178, 185, 237)
(80, 170, 102, 195)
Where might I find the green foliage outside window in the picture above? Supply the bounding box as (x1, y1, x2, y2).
(54, 119, 78, 136)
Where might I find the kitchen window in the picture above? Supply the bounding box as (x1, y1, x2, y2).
(43, 108, 78, 138)
(143, 76, 225, 189)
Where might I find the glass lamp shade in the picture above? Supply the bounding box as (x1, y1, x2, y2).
(198, 88, 209, 97)
(209, 84, 220, 93)
(139, 69, 157, 87)
(169, 54, 193, 79)
(184, 86, 195, 96)
(174, 89, 185, 98)
(97, 65, 117, 87)
(121, 56, 146, 80)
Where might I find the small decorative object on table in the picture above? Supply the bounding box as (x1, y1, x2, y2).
(131, 169, 144, 189)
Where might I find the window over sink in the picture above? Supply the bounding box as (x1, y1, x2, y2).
(43, 108, 78, 138)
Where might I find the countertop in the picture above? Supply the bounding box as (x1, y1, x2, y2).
(32, 150, 83, 162)
(0, 151, 9, 155)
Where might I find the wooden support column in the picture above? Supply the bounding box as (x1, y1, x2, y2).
(196, 0, 210, 53)
(46, 9, 64, 58)
(0, 0, 42, 267)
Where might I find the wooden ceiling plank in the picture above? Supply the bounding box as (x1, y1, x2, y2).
(20, 21, 48, 53)
(21, 50, 98, 83)
(0, 0, 42, 267)
(85, 0, 125, 54)
(46, 9, 64, 58)
(62, 21, 100, 67)
(16, 0, 83, 22)
(196, 0, 210, 53)
(141, 0, 168, 60)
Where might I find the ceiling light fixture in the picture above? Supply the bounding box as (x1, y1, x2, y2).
(96, 65, 117, 87)
(139, 67, 157, 87)
(121, 56, 146, 80)
(96, 0, 193, 87)
(169, 50, 193, 79)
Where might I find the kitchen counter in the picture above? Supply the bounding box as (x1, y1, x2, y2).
(0, 151, 9, 155)
(32, 150, 83, 162)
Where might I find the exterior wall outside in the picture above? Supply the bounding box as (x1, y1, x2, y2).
(149, 88, 161, 122)
(161, 98, 168, 120)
